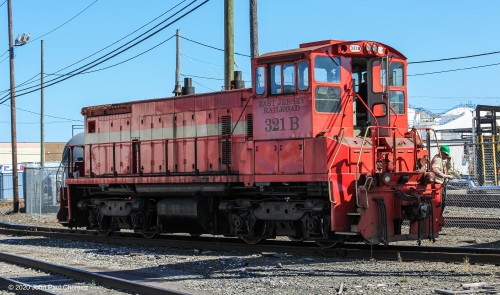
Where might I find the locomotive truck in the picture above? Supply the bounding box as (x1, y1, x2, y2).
(58, 39, 444, 246)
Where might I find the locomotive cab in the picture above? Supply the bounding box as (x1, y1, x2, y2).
(250, 40, 442, 244)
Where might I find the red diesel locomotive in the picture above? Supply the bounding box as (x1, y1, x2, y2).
(58, 39, 444, 245)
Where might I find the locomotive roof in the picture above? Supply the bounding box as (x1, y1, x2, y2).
(256, 39, 406, 63)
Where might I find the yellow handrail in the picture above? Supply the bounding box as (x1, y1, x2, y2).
(493, 135, 498, 185)
(481, 135, 486, 185)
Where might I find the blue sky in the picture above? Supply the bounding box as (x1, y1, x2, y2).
(1, 0, 500, 142)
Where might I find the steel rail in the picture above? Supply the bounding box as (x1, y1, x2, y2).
(0, 222, 499, 266)
(0, 251, 189, 295)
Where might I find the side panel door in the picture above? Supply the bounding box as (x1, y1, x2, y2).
(254, 141, 279, 175)
(279, 139, 304, 174)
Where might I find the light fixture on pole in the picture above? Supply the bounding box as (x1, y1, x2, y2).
(7, 0, 30, 213)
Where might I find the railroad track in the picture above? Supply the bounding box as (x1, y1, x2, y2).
(0, 250, 188, 295)
(0, 222, 499, 266)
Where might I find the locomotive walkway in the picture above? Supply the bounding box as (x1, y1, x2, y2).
(0, 222, 498, 266)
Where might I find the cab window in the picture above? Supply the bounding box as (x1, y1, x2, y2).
(255, 66, 265, 94)
(390, 91, 405, 114)
(298, 61, 309, 90)
(315, 86, 340, 113)
(314, 56, 340, 83)
(283, 63, 295, 94)
(389, 62, 404, 86)
(270, 64, 282, 94)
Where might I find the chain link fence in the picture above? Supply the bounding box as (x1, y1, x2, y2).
(24, 166, 62, 215)
(0, 171, 24, 201)
(433, 141, 500, 230)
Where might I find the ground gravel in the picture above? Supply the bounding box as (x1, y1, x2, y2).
(0, 205, 499, 294)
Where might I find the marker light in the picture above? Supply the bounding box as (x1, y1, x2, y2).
(372, 44, 378, 54)
(365, 43, 372, 53)
(378, 46, 384, 54)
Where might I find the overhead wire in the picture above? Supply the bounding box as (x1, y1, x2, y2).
(408, 50, 500, 64)
(0, 0, 190, 94)
(47, 35, 175, 76)
(180, 36, 250, 57)
(0, 104, 82, 122)
(27, 0, 100, 44)
(0, 0, 99, 62)
(408, 61, 500, 76)
(0, 0, 210, 104)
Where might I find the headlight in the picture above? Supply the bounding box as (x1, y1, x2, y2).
(381, 173, 391, 184)
(365, 43, 372, 53)
(377, 46, 384, 54)
(372, 44, 378, 53)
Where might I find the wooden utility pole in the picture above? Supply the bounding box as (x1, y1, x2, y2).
(224, 0, 234, 89)
(41, 40, 45, 167)
(7, 0, 19, 213)
(250, 0, 259, 58)
(172, 29, 182, 96)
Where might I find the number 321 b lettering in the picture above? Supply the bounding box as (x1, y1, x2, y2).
(264, 116, 299, 132)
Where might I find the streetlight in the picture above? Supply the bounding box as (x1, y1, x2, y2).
(7, 0, 29, 213)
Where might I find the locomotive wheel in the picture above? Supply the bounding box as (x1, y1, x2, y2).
(241, 236, 263, 245)
(141, 231, 158, 239)
(97, 226, 115, 236)
(97, 217, 115, 236)
(315, 241, 338, 248)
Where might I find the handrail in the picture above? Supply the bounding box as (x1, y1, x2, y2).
(481, 135, 486, 184)
(355, 126, 377, 208)
(355, 125, 398, 208)
(493, 135, 498, 185)
(327, 128, 346, 204)
(353, 93, 379, 126)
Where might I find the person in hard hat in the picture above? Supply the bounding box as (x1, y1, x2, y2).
(430, 145, 454, 184)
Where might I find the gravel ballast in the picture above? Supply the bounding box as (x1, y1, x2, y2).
(0, 207, 499, 294)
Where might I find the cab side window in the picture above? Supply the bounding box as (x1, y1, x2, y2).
(315, 86, 341, 113)
(389, 62, 404, 86)
(270, 64, 282, 95)
(255, 66, 265, 95)
(314, 56, 340, 83)
(298, 61, 309, 90)
(283, 63, 295, 94)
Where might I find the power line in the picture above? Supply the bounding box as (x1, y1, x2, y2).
(182, 53, 223, 68)
(0, 0, 209, 104)
(408, 50, 500, 64)
(0, 104, 82, 122)
(187, 77, 217, 92)
(47, 0, 189, 76)
(0, 0, 100, 62)
(411, 95, 500, 99)
(180, 36, 251, 57)
(0, 0, 190, 94)
(16, 107, 83, 122)
(46, 35, 175, 76)
(0, 73, 40, 95)
(0, 120, 71, 125)
(182, 73, 224, 81)
(28, 0, 100, 44)
(408, 61, 500, 76)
